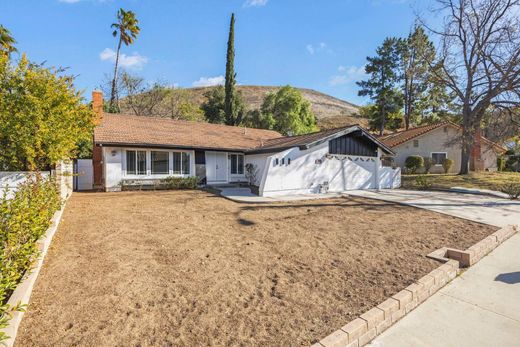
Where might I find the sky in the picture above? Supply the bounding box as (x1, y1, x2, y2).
(0, 0, 439, 105)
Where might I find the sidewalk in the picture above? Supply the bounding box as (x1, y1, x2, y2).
(369, 233, 520, 347)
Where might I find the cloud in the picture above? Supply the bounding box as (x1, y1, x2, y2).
(192, 75, 225, 87)
(329, 65, 366, 86)
(99, 48, 148, 69)
(306, 42, 328, 55)
(243, 0, 268, 7)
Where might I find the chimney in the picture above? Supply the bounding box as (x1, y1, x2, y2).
(92, 90, 104, 124)
(470, 127, 484, 171)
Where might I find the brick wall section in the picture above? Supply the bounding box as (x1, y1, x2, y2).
(316, 225, 518, 347)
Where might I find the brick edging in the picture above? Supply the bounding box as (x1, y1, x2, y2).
(0, 203, 67, 347)
(315, 224, 518, 347)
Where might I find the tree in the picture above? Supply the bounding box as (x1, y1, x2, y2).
(0, 54, 94, 170)
(109, 8, 140, 112)
(119, 72, 166, 116)
(0, 25, 17, 56)
(358, 37, 403, 135)
(223, 13, 245, 126)
(424, 0, 520, 174)
(360, 96, 404, 133)
(398, 25, 436, 129)
(254, 86, 318, 135)
(202, 86, 226, 124)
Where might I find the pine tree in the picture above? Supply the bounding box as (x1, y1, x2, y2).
(224, 13, 244, 126)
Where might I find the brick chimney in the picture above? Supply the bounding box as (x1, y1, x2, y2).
(92, 90, 104, 124)
(470, 128, 484, 171)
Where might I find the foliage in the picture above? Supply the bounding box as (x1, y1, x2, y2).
(0, 25, 17, 56)
(254, 85, 318, 135)
(0, 54, 95, 171)
(423, 156, 433, 174)
(498, 183, 520, 200)
(405, 155, 424, 174)
(244, 163, 259, 186)
(202, 85, 246, 125)
(497, 157, 506, 172)
(0, 175, 61, 342)
(120, 72, 166, 116)
(415, 175, 433, 190)
(442, 158, 453, 174)
(357, 37, 403, 135)
(109, 8, 140, 110)
(223, 13, 244, 126)
(360, 101, 403, 133)
(242, 109, 276, 130)
(162, 176, 198, 189)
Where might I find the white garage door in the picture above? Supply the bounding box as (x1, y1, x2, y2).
(76, 159, 93, 191)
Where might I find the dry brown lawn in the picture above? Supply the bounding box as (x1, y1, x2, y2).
(16, 190, 495, 347)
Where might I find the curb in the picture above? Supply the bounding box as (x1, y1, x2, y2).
(314, 224, 518, 347)
(0, 203, 67, 347)
(449, 186, 509, 199)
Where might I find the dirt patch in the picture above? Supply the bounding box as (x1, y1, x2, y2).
(16, 191, 495, 346)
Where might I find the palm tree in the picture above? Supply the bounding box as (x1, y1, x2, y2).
(0, 25, 17, 55)
(109, 8, 140, 111)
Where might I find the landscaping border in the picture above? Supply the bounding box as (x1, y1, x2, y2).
(315, 224, 518, 347)
(0, 203, 67, 347)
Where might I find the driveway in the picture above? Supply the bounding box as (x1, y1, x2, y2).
(347, 189, 520, 347)
(347, 189, 520, 227)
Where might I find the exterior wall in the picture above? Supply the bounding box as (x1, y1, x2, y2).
(481, 142, 499, 171)
(103, 147, 196, 191)
(244, 153, 270, 186)
(392, 126, 462, 174)
(254, 142, 400, 197)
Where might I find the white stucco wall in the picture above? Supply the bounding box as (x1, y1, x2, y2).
(250, 142, 400, 197)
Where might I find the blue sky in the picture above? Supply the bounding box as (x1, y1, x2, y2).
(0, 0, 436, 105)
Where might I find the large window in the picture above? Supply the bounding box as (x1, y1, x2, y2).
(230, 154, 244, 174)
(173, 152, 191, 175)
(151, 151, 169, 174)
(126, 150, 146, 175)
(431, 152, 447, 165)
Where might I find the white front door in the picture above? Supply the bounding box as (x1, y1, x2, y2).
(206, 152, 227, 183)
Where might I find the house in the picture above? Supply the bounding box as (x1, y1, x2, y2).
(91, 91, 401, 196)
(378, 122, 507, 173)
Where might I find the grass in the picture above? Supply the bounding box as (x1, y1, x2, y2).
(401, 171, 520, 191)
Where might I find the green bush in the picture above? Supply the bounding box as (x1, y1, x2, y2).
(405, 155, 424, 174)
(442, 158, 454, 173)
(497, 157, 506, 172)
(423, 157, 433, 174)
(162, 176, 198, 189)
(498, 183, 520, 199)
(0, 174, 61, 341)
(415, 175, 433, 190)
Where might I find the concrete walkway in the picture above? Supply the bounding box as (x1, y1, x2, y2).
(347, 189, 520, 227)
(369, 232, 520, 347)
(218, 187, 346, 203)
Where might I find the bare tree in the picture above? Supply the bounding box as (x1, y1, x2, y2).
(424, 0, 520, 174)
(120, 72, 167, 116)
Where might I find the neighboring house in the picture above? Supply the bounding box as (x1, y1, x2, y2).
(379, 122, 507, 174)
(91, 91, 400, 196)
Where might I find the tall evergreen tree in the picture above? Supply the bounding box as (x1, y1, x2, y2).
(357, 38, 402, 135)
(223, 13, 244, 126)
(398, 25, 436, 129)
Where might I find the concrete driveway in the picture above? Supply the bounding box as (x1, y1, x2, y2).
(347, 189, 520, 227)
(347, 189, 520, 347)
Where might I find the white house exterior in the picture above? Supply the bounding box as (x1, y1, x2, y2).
(91, 91, 400, 196)
(379, 122, 506, 174)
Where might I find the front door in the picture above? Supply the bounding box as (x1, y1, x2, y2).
(206, 152, 227, 183)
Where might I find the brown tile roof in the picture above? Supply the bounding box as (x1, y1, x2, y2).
(378, 122, 507, 153)
(94, 113, 282, 151)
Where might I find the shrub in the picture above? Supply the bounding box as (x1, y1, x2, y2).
(498, 183, 520, 199)
(423, 157, 433, 174)
(0, 174, 61, 342)
(405, 155, 424, 174)
(497, 157, 506, 172)
(162, 176, 198, 189)
(442, 158, 454, 173)
(415, 175, 433, 190)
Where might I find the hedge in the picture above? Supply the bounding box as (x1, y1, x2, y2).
(0, 175, 61, 342)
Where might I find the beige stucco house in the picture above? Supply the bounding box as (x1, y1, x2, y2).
(379, 122, 506, 174)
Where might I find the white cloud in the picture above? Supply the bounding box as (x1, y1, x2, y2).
(192, 75, 225, 87)
(306, 44, 315, 55)
(329, 65, 366, 86)
(99, 48, 148, 70)
(306, 42, 328, 55)
(243, 0, 268, 7)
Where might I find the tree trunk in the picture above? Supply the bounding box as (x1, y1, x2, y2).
(109, 36, 123, 111)
(459, 111, 473, 175)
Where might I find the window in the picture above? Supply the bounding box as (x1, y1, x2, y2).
(126, 150, 146, 175)
(151, 151, 169, 174)
(173, 152, 190, 175)
(230, 154, 244, 174)
(413, 139, 419, 147)
(431, 152, 447, 165)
